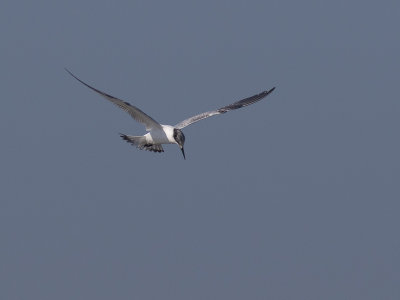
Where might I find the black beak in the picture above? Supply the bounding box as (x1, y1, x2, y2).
(180, 147, 186, 160)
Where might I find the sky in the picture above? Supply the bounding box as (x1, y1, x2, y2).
(1, 0, 399, 299)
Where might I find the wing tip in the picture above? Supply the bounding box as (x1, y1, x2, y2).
(64, 67, 74, 77)
(268, 87, 276, 93)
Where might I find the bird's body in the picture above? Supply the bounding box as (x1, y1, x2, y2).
(146, 125, 176, 145)
(66, 69, 275, 159)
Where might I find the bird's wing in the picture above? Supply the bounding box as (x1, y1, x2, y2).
(66, 69, 162, 131)
(174, 87, 276, 129)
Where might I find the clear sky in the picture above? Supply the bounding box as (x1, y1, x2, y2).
(1, 0, 399, 299)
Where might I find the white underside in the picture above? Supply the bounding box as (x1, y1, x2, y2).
(144, 125, 176, 145)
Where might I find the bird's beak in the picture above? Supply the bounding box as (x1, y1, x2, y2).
(180, 146, 186, 160)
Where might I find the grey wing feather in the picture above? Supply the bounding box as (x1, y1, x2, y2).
(175, 87, 275, 129)
(66, 69, 162, 131)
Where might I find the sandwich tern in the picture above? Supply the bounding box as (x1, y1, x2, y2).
(66, 69, 275, 159)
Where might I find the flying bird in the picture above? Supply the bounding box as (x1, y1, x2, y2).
(66, 69, 275, 159)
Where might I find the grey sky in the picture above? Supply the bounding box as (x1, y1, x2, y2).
(1, 0, 399, 299)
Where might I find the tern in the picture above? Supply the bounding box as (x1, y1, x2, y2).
(66, 69, 275, 159)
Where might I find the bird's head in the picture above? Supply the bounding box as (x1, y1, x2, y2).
(173, 128, 186, 159)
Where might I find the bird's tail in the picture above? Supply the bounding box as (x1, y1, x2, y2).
(120, 134, 146, 147)
(119, 134, 164, 153)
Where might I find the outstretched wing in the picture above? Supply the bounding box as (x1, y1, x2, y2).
(175, 87, 275, 129)
(66, 69, 162, 131)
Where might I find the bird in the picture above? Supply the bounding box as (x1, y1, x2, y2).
(66, 69, 275, 159)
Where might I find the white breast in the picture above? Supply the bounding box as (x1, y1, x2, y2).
(145, 125, 176, 144)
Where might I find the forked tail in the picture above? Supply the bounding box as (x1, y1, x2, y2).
(119, 134, 164, 153)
